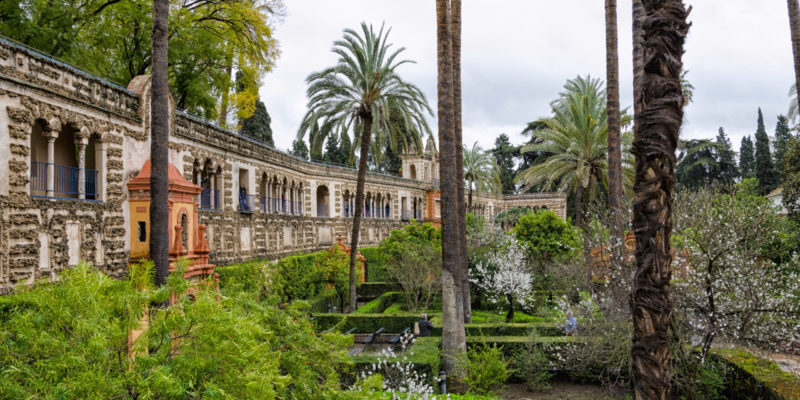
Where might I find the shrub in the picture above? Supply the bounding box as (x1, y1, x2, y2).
(271, 251, 324, 302)
(461, 344, 513, 395)
(315, 246, 352, 311)
(378, 222, 442, 313)
(313, 314, 419, 334)
(215, 259, 270, 297)
(511, 330, 553, 391)
(512, 210, 580, 264)
(355, 292, 403, 314)
(357, 282, 402, 299)
(359, 247, 391, 282)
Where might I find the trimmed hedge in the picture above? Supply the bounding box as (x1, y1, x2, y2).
(313, 314, 419, 334)
(355, 292, 404, 314)
(307, 290, 340, 314)
(356, 282, 402, 300)
(215, 260, 269, 295)
(431, 323, 564, 337)
(712, 348, 800, 399)
(360, 247, 390, 282)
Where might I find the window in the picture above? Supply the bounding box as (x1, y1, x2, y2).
(137, 221, 147, 242)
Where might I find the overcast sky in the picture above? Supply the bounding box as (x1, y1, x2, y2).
(260, 1, 796, 154)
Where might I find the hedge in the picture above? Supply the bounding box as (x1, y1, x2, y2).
(215, 260, 269, 295)
(356, 282, 402, 300)
(348, 337, 441, 389)
(355, 292, 404, 314)
(313, 314, 419, 334)
(307, 290, 341, 314)
(431, 323, 564, 337)
(359, 247, 390, 282)
(711, 348, 800, 399)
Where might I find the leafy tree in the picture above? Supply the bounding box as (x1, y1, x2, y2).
(774, 115, 793, 177)
(739, 135, 756, 179)
(784, 138, 800, 223)
(291, 138, 310, 160)
(676, 139, 720, 190)
(715, 127, 739, 186)
(298, 23, 432, 312)
(491, 134, 517, 194)
(754, 108, 779, 194)
(1, 0, 282, 121)
(323, 134, 341, 164)
(463, 141, 501, 210)
(516, 75, 633, 228)
(378, 222, 442, 313)
(315, 247, 352, 311)
(673, 187, 800, 358)
(493, 207, 533, 230)
(512, 210, 581, 264)
(339, 132, 354, 167)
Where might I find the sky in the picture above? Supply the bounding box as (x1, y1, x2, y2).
(260, 1, 797, 154)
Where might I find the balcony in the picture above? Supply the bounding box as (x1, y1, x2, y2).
(30, 161, 98, 200)
(401, 209, 411, 221)
(239, 194, 258, 214)
(200, 188, 220, 210)
(317, 203, 329, 218)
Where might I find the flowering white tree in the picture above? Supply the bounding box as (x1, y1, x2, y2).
(470, 235, 535, 322)
(673, 185, 800, 359)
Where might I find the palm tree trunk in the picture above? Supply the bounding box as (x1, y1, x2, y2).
(574, 185, 584, 228)
(788, 0, 800, 114)
(437, 0, 467, 376)
(349, 117, 372, 312)
(606, 0, 624, 271)
(467, 182, 473, 212)
(451, 0, 471, 325)
(632, 0, 644, 124)
(630, 1, 689, 399)
(150, 0, 170, 286)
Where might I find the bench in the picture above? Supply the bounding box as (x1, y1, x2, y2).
(362, 327, 385, 346)
(388, 327, 411, 344)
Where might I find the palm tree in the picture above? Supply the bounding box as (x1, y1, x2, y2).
(298, 23, 432, 312)
(463, 141, 501, 210)
(788, 0, 800, 120)
(451, 0, 471, 325)
(632, 0, 644, 134)
(436, 0, 467, 376)
(629, 1, 689, 399)
(605, 0, 624, 269)
(150, 0, 170, 286)
(516, 76, 633, 228)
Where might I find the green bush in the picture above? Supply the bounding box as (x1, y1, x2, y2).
(272, 251, 325, 302)
(431, 323, 564, 337)
(511, 330, 553, 391)
(512, 210, 580, 263)
(462, 344, 513, 395)
(355, 291, 403, 314)
(215, 260, 269, 297)
(356, 282, 402, 300)
(0, 262, 355, 399)
(359, 247, 391, 282)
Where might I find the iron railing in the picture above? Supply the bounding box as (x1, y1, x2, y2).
(317, 203, 329, 217)
(200, 188, 220, 210)
(31, 161, 97, 199)
(401, 209, 411, 221)
(239, 194, 258, 213)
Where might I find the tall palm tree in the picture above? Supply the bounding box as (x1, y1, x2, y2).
(605, 0, 624, 269)
(151, 0, 170, 286)
(632, 0, 644, 124)
(516, 76, 633, 228)
(789, 0, 800, 118)
(298, 23, 432, 311)
(451, 0, 471, 325)
(463, 142, 501, 210)
(629, 1, 689, 399)
(436, 0, 467, 376)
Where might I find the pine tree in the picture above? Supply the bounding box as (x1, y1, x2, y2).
(740, 135, 755, 180)
(774, 115, 792, 176)
(754, 108, 778, 194)
(291, 138, 309, 160)
(339, 132, 353, 166)
(491, 133, 517, 194)
(240, 100, 274, 146)
(715, 127, 739, 186)
(323, 134, 340, 164)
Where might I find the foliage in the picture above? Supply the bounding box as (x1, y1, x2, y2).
(491, 134, 517, 194)
(784, 137, 800, 224)
(215, 259, 271, 298)
(672, 186, 800, 353)
(512, 210, 581, 264)
(515, 75, 633, 225)
(316, 247, 354, 311)
(272, 251, 325, 303)
(239, 100, 274, 145)
(355, 292, 403, 314)
(739, 135, 756, 180)
(774, 115, 792, 178)
(672, 346, 729, 400)
(291, 138, 310, 160)
(511, 330, 553, 391)
(359, 247, 392, 282)
(712, 348, 800, 399)
(754, 108, 779, 195)
(1, 0, 282, 120)
(378, 223, 442, 313)
(463, 141, 502, 206)
(0, 262, 356, 399)
(676, 131, 739, 190)
(313, 314, 420, 334)
(461, 344, 513, 395)
(491, 207, 532, 229)
(715, 127, 739, 186)
(470, 234, 535, 322)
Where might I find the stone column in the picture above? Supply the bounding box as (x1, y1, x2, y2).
(46, 135, 56, 197)
(76, 138, 87, 199)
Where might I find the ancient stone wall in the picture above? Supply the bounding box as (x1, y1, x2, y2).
(0, 38, 566, 293)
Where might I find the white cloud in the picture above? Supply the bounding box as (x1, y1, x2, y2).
(260, 0, 796, 154)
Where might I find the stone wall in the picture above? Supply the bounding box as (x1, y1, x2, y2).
(0, 38, 566, 293)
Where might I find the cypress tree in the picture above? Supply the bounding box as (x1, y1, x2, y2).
(715, 127, 739, 186)
(740, 135, 755, 180)
(774, 115, 792, 176)
(291, 138, 309, 160)
(339, 133, 353, 166)
(240, 100, 274, 146)
(323, 134, 340, 164)
(491, 133, 517, 194)
(754, 108, 778, 194)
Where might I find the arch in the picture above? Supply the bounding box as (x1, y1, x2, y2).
(29, 119, 49, 197)
(316, 185, 330, 217)
(180, 212, 189, 252)
(409, 164, 417, 180)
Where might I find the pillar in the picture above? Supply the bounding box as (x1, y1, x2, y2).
(76, 138, 87, 199)
(46, 134, 56, 197)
